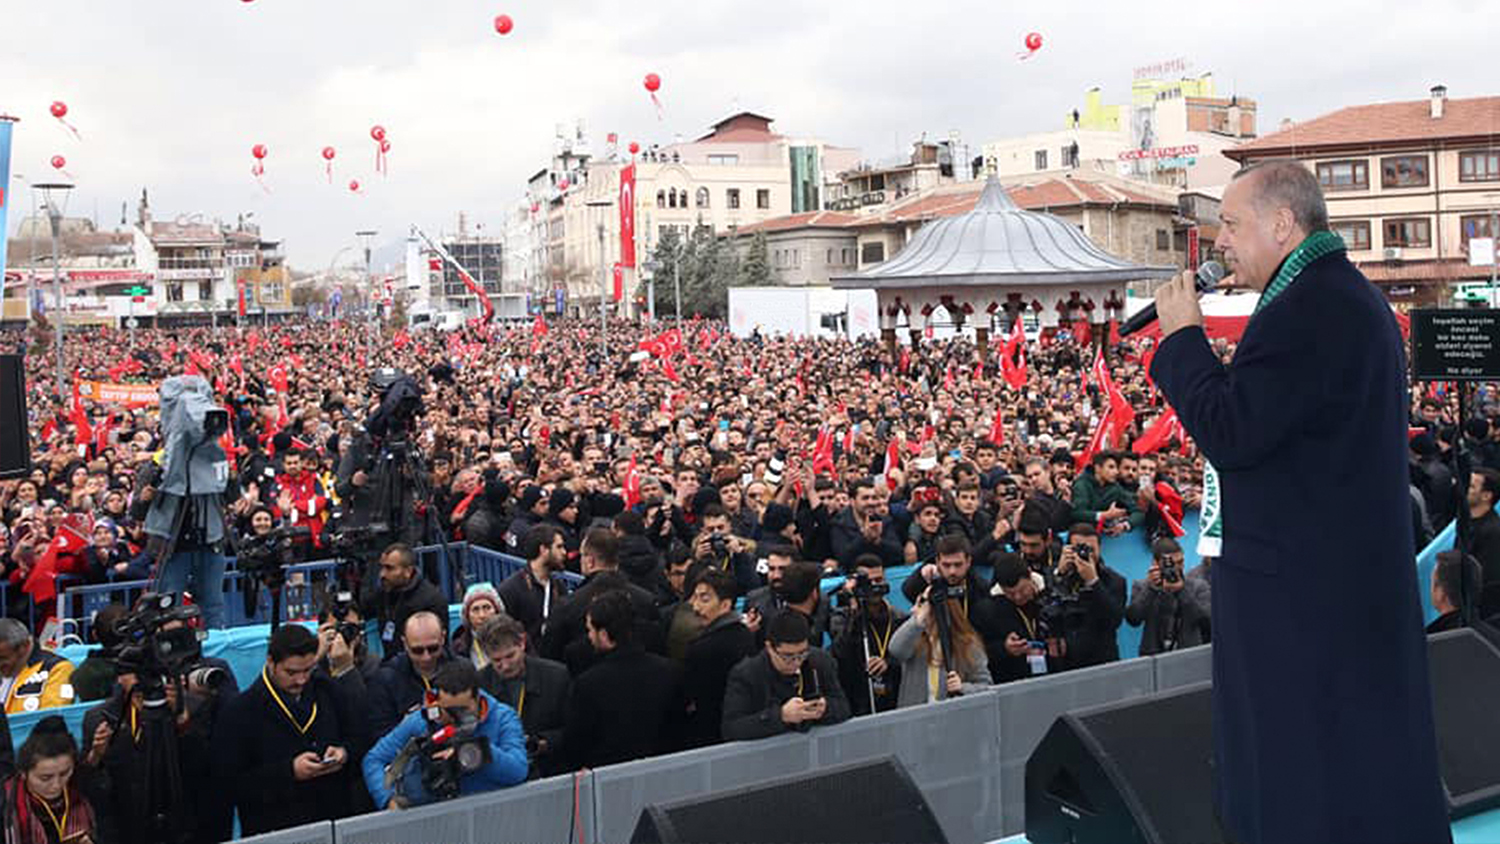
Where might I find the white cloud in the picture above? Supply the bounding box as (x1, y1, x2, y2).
(2, 0, 1494, 265)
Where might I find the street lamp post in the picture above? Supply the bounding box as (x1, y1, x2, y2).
(642, 258, 659, 323)
(674, 243, 683, 332)
(355, 230, 378, 354)
(33, 182, 73, 399)
(585, 199, 614, 359)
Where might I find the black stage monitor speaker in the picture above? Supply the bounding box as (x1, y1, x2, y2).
(629, 757, 948, 844)
(1428, 628, 1500, 818)
(1025, 683, 1221, 844)
(0, 356, 29, 480)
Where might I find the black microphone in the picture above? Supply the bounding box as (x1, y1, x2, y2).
(1119, 260, 1225, 338)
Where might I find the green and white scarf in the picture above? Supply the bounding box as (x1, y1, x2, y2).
(1196, 230, 1346, 557)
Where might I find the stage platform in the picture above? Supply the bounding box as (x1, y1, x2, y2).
(996, 808, 1500, 843)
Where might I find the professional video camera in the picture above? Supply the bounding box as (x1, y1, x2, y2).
(114, 593, 227, 703)
(325, 589, 364, 646)
(237, 524, 312, 625)
(144, 376, 231, 559)
(386, 707, 492, 805)
(366, 368, 425, 440)
(851, 571, 890, 602)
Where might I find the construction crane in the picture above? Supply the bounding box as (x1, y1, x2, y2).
(411, 224, 494, 324)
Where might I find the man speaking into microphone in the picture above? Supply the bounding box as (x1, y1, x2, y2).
(1150, 160, 1449, 844)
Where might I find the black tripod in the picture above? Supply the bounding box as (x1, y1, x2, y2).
(129, 681, 193, 844)
(370, 434, 458, 592)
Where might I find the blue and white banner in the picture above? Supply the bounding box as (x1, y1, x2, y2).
(0, 118, 15, 311)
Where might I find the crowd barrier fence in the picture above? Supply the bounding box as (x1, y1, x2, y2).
(235, 643, 1214, 844)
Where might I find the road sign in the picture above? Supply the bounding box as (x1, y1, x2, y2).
(126, 317, 139, 329)
(125, 285, 149, 296)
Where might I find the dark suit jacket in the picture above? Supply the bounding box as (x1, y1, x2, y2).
(480, 655, 571, 777)
(540, 570, 662, 666)
(682, 613, 758, 747)
(1152, 249, 1449, 844)
(721, 649, 850, 741)
(562, 646, 682, 770)
(211, 673, 370, 837)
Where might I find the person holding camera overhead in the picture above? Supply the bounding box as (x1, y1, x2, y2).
(362, 661, 527, 810)
(1046, 524, 1127, 671)
(829, 554, 906, 716)
(1126, 537, 1211, 655)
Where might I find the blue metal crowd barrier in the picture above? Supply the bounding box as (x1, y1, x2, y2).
(463, 544, 584, 594)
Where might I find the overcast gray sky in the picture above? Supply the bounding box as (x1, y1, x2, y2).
(3, 0, 1494, 267)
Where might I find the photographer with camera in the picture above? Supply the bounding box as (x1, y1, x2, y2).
(829, 554, 906, 716)
(334, 369, 432, 551)
(212, 624, 370, 837)
(362, 661, 528, 810)
(900, 535, 991, 618)
(1126, 537, 1211, 655)
(690, 505, 759, 597)
(887, 578, 992, 707)
(370, 612, 457, 739)
(1042, 523, 1127, 671)
(316, 591, 381, 689)
(362, 543, 448, 661)
(476, 615, 570, 778)
(139, 376, 233, 629)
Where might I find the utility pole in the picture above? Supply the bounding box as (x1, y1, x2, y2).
(34, 182, 73, 399)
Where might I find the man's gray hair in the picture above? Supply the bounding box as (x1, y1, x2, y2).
(1233, 159, 1330, 234)
(0, 619, 31, 648)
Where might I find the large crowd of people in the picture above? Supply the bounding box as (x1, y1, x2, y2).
(0, 313, 1481, 840)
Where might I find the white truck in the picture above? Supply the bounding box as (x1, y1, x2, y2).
(726, 287, 879, 340)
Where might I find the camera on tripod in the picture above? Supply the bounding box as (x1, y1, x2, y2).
(114, 593, 227, 701)
(238, 524, 312, 590)
(366, 368, 425, 440)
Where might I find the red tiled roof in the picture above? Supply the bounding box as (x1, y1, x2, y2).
(1228, 95, 1500, 159)
(1356, 258, 1496, 284)
(733, 211, 861, 235)
(848, 176, 1175, 228)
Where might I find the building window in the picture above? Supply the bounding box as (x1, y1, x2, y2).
(656, 190, 666, 209)
(841, 248, 851, 265)
(826, 248, 834, 265)
(167, 283, 184, 302)
(757, 189, 771, 210)
(1034, 150, 1048, 170)
(869, 174, 886, 191)
(197, 281, 213, 301)
(707, 154, 739, 165)
(1383, 217, 1431, 248)
(1460, 151, 1500, 182)
(261, 282, 284, 304)
(1062, 143, 1080, 168)
(1332, 220, 1372, 250)
(1316, 159, 1369, 191)
(696, 187, 710, 208)
(1380, 155, 1429, 188)
(1156, 229, 1170, 250)
(727, 188, 741, 209)
(792, 249, 800, 267)
(861, 242, 885, 264)
(1460, 214, 1495, 247)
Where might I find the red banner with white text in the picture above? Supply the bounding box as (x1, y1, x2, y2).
(619, 164, 636, 268)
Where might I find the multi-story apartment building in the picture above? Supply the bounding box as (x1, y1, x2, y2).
(1226, 86, 1500, 308)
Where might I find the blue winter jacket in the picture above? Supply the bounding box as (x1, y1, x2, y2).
(362, 690, 528, 808)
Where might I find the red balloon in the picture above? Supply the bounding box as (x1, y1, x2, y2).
(530, 203, 539, 213)
(628, 141, 640, 155)
(49, 101, 67, 119)
(644, 73, 661, 93)
(50, 155, 66, 170)
(349, 179, 361, 192)
(380, 139, 391, 153)
(322, 146, 336, 161)
(251, 144, 267, 159)
(558, 178, 570, 190)
(1025, 31, 1043, 51)
(494, 14, 514, 35)
(370, 125, 386, 142)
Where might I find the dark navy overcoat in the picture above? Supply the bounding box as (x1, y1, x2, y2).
(1152, 251, 1451, 844)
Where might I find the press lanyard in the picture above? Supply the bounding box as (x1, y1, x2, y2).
(515, 683, 526, 718)
(871, 615, 894, 659)
(262, 667, 318, 734)
(33, 787, 68, 841)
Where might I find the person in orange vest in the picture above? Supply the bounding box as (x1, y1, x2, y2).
(0, 619, 75, 715)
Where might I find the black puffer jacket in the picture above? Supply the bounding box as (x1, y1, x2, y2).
(617, 534, 667, 597)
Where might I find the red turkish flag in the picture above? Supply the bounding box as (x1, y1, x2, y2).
(619, 164, 637, 268)
(1001, 318, 1027, 390)
(268, 364, 289, 394)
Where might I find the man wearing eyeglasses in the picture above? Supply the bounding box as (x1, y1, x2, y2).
(721, 611, 850, 741)
(368, 612, 455, 739)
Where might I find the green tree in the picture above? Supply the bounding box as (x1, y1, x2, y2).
(639, 226, 685, 320)
(740, 230, 771, 287)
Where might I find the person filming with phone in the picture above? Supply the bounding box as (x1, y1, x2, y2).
(1125, 537, 1211, 655)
